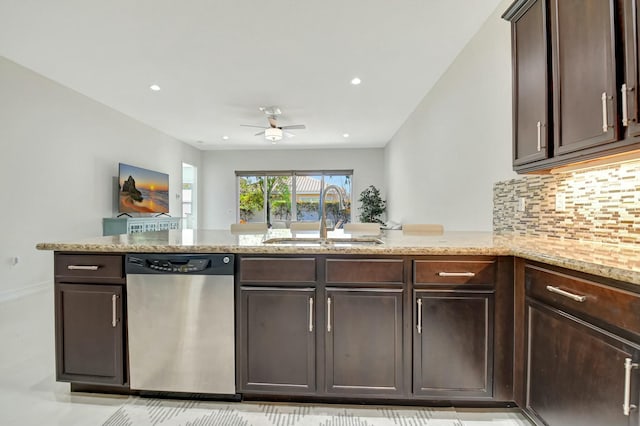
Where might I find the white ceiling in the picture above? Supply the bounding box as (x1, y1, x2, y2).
(0, 0, 502, 150)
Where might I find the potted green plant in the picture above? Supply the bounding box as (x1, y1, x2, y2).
(358, 185, 386, 224)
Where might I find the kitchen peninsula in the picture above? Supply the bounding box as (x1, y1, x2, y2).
(37, 229, 640, 283)
(37, 229, 640, 426)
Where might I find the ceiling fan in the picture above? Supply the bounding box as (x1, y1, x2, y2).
(241, 106, 306, 143)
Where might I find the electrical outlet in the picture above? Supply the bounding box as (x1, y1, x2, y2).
(517, 197, 526, 212)
(555, 192, 566, 212)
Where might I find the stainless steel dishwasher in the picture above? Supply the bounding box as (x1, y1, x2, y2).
(125, 253, 236, 396)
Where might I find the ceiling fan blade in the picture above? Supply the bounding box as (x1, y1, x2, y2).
(241, 124, 267, 129)
(284, 132, 296, 138)
(281, 124, 306, 130)
(268, 116, 278, 128)
(254, 131, 265, 136)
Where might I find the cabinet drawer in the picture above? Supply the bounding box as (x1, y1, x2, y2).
(325, 259, 404, 284)
(414, 259, 496, 285)
(239, 257, 316, 283)
(55, 254, 124, 281)
(526, 263, 640, 335)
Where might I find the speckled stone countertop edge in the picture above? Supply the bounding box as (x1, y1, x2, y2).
(510, 249, 640, 285)
(35, 231, 640, 285)
(35, 242, 512, 256)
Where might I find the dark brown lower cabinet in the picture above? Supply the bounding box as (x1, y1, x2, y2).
(325, 288, 404, 396)
(414, 291, 494, 398)
(239, 287, 316, 394)
(237, 255, 511, 402)
(55, 283, 125, 385)
(526, 301, 640, 426)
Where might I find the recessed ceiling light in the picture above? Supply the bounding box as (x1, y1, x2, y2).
(350, 77, 361, 85)
(343, 133, 350, 138)
(149, 84, 161, 91)
(222, 135, 229, 140)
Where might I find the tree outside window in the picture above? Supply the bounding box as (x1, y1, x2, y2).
(238, 175, 291, 227)
(237, 171, 352, 228)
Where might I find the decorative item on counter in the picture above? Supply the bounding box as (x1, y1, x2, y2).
(358, 185, 386, 224)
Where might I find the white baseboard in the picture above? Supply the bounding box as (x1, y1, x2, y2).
(0, 281, 50, 303)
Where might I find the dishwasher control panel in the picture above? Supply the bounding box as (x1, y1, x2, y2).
(126, 254, 234, 275)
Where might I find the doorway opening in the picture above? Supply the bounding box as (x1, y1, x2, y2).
(182, 163, 197, 229)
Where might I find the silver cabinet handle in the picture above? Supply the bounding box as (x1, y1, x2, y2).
(327, 297, 332, 333)
(622, 84, 629, 127)
(417, 299, 422, 334)
(624, 358, 639, 416)
(602, 91, 609, 132)
(68, 265, 99, 271)
(546, 285, 586, 302)
(438, 272, 476, 277)
(537, 121, 542, 151)
(308, 297, 314, 333)
(111, 295, 117, 327)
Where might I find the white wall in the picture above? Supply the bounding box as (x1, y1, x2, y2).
(201, 149, 385, 229)
(0, 57, 201, 298)
(384, 0, 517, 231)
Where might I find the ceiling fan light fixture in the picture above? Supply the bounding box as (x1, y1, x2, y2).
(265, 127, 283, 142)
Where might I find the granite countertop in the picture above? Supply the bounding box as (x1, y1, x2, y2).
(36, 229, 640, 285)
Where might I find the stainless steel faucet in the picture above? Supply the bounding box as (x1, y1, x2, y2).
(320, 185, 346, 239)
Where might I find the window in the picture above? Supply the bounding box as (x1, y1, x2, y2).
(238, 175, 267, 223)
(236, 170, 352, 229)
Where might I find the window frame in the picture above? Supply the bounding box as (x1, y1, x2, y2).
(235, 170, 353, 226)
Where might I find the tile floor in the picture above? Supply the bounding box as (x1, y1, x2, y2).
(0, 288, 532, 426)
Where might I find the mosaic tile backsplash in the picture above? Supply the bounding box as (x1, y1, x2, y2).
(493, 161, 640, 244)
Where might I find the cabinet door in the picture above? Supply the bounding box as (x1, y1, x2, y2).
(512, 0, 551, 166)
(623, 0, 640, 137)
(325, 288, 404, 396)
(55, 283, 124, 385)
(526, 302, 640, 426)
(551, 0, 620, 155)
(414, 291, 493, 398)
(239, 287, 316, 394)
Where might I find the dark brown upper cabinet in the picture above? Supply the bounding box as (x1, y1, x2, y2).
(504, 0, 640, 173)
(507, 0, 551, 166)
(550, 0, 620, 156)
(622, 0, 640, 138)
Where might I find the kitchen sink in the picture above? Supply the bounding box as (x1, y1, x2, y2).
(263, 237, 384, 245)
